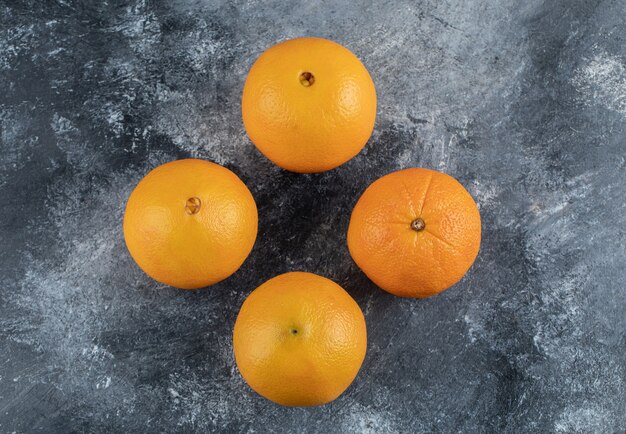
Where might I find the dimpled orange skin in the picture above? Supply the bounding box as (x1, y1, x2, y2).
(123, 159, 258, 290)
(347, 168, 481, 298)
(233, 272, 367, 407)
(242, 37, 377, 173)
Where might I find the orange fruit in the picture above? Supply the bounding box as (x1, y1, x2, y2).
(347, 168, 481, 298)
(123, 159, 258, 289)
(233, 272, 367, 406)
(242, 37, 377, 173)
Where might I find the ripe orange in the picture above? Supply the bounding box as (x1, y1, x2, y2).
(233, 272, 367, 406)
(241, 37, 377, 173)
(123, 159, 258, 289)
(347, 168, 481, 298)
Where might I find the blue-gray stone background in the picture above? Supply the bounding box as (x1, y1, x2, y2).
(1, 0, 625, 432)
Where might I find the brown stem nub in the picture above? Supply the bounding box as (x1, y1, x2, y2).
(411, 217, 425, 232)
(299, 71, 315, 87)
(185, 197, 201, 215)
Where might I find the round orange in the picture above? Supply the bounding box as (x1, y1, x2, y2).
(233, 272, 367, 406)
(242, 37, 377, 173)
(123, 159, 258, 289)
(347, 168, 481, 298)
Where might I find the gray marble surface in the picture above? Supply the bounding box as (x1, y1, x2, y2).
(1, 1, 625, 432)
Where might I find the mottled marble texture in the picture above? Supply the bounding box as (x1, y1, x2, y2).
(1, 1, 625, 432)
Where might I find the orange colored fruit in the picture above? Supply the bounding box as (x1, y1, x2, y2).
(242, 37, 377, 173)
(233, 272, 367, 406)
(123, 159, 258, 289)
(347, 168, 481, 298)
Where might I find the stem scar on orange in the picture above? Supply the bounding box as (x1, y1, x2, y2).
(123, 159, 258, 290)
(242, 37, 377, 173)
(347, 168, 481, 298)
(233, 272, 367, 407)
